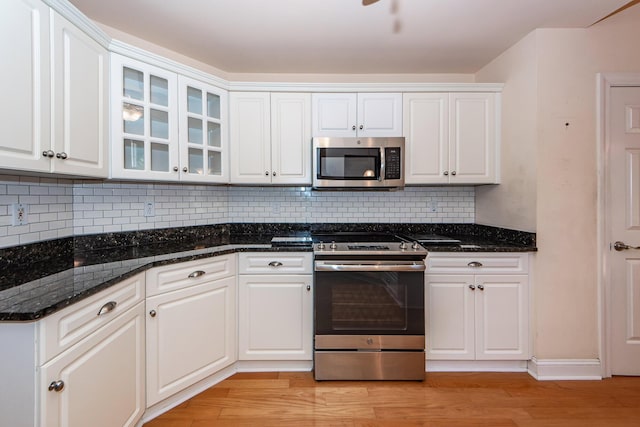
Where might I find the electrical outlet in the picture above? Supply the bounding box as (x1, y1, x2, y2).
(144, 201, 155, 217)
(12, 203, 28, 226)
(272, 202, 280, 214)
(426, 201, 438, 213)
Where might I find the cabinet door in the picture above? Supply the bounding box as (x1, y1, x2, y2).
(178, 75, 228, 183)
(51, 12, 108, 177)
(474, 275, 529, 360)
(425, 274, 475, 360)
(238, 275, 312, 360)
(146, 276, 236, 406)
(402, 93, 449, 184)
(229, 92, 271, 183)
(357, 93, 402, 137)
(271, 93, 312, 184)
(0, 0, 51, 173)
(311, 93, 357, 137)
(40, 303, 145, 427)
(449, 92, 497, 184)
(111, 54, 179, 180)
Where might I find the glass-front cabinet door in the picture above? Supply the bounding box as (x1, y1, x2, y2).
(178, 76, 228, 182)
(110, 54, 179, 180)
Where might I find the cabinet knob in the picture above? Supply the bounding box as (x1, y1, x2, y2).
(359, 125, 363, 130)
(149, 310, 157, 317)
(272, 171, 276, 176)
(352, 125, 356, 131)
(182, 167, 188, 172)
(443, 171, 449, 176)
(48, 380, 65, 392)
(469, 284, 476, 290)
(268, 261, 283, 267)
(451, 171, 457, 176)
(265, 171, 269, 176)
(173, 166, 179, 172)
(477, 284, 485, 291)
(42, 150, 55, 158)
(467, 261, 483, 268)
(56, 152, 68, 160)
(306, 285, 311, 291)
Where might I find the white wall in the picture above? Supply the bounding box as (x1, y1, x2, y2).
(474, 4, 640, 360)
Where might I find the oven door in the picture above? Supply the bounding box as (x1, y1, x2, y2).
(314, 260, 425, 336)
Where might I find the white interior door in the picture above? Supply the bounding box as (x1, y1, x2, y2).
(608, 85, 640, 375)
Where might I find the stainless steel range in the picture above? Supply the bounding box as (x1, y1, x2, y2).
(312, 233, 427, 380)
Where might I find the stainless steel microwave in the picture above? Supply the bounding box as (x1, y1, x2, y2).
(312, 137, 405, 190)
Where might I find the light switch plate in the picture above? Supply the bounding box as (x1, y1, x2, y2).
(12, 203, 28, 226)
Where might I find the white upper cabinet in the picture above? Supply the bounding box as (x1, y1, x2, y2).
(111, 54, 180, 181)
(230, 92, 311, 185)
(312, 92, 402, 137)
(403, 92, 499, 185)
(0, 0, 107, 177)
(51, 11, 109, 177)
(178, 75, 228, 182)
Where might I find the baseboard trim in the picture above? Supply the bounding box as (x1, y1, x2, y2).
(527, 357, 602, 380)
(426, 360, 528, 372)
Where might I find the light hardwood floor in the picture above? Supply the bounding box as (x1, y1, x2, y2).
(144, 372, 640, 426)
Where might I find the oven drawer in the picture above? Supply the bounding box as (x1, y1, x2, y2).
(239, 253, 312, 274)
(314, 351, 425, 380)
(427, 253, 528, 274)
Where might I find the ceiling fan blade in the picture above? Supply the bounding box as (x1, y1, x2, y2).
(362, 0, 381, 5)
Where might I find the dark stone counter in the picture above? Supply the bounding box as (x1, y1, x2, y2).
(0, 223, 535, 321)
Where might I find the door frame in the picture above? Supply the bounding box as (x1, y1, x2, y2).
(597, 73, 640, 378)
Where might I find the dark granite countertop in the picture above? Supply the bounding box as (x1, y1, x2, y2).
(0, 223, 535, 322)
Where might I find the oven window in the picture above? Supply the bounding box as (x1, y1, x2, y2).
(317, 148, 380, 180)
(315, 270, 424, 335)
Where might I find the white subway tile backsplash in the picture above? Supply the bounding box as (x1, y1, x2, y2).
(0, 177, 475, 248)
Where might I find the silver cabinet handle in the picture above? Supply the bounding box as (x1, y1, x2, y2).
(268, 261, 283, 267)
(443, 171, 449, 176)
(359, 125, 363, 130)
(273, 171, 276, 176)
(97, 301, 117, 316)
(265, 171, 269, 176)
(352, 125, 356, 131)
(48, 380, 65, 392)
(613, 241, 640, 251)
(56, 152, 68, 159)
(468, 261, 483, 268)
(149, 310, 157, 317)
(182, 167, 188, 172)
(173, 166, 179, 172)
(42, 150, 55, 158)
(306, 285, 311, 291)
(188, 270, 206, 278)
(469, 284, 476, 290)
(451, 171, 456, 176)
(477, 284, 485, 291)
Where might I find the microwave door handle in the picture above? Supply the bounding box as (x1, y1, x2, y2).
(379, 147, 385, 181)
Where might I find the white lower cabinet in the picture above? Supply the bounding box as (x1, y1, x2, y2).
(238, 253, 313, 361)
(39, 302, 145, 427)
(425, 253, 529, 361)
(145, 255, 237, 406)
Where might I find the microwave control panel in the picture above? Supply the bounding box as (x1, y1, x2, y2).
(384, 147, 401, 180)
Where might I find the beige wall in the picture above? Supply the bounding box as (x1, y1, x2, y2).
(475, 4, 640, 360)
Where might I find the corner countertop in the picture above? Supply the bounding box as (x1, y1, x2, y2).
(0, 223, 535, 321)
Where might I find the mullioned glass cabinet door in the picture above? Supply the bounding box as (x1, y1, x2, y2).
(110, 53, 179, 180)
(178, 75, 228, 183)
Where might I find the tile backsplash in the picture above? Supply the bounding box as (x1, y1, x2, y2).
(0, 177, 474, 248)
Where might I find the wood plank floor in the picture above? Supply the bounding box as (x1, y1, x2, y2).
(143, 372, 640, 426)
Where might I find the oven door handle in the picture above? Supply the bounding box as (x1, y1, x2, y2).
(314, 260, 426, 272)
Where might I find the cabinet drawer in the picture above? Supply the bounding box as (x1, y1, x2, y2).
(39, 272, 145, 364)
(146, 254, 236, 297)
(238, 253, 312, 274)
(427, 253, 528, 274)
